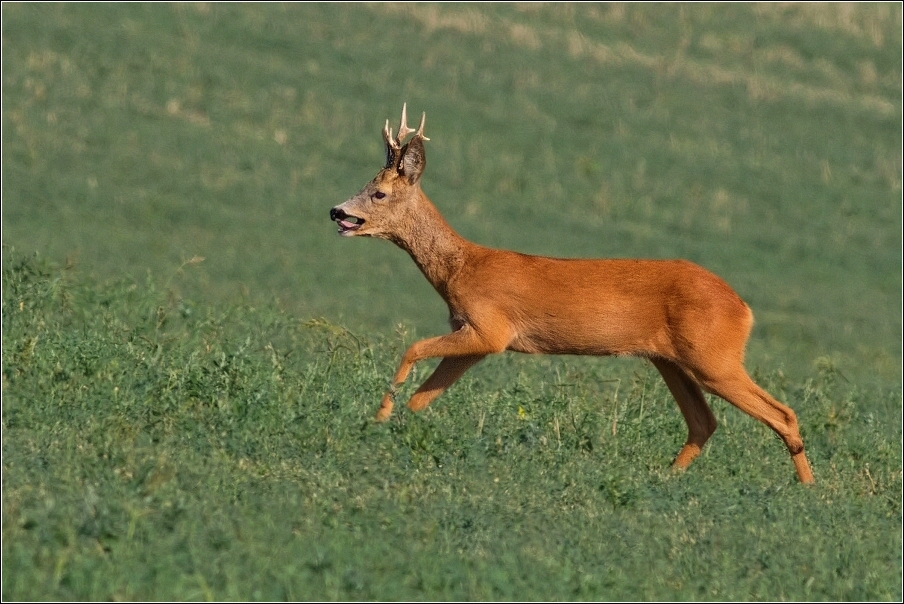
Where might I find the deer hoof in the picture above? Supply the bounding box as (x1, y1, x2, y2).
(375, 395, 394, 422)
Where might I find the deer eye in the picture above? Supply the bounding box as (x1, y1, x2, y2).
(374, 191, 386, 200)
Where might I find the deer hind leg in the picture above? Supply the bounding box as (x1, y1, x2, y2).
(652, 358, 718, 470)
(697, 368, 814, 483)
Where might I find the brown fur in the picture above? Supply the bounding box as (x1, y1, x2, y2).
(330, 106, 814, 483)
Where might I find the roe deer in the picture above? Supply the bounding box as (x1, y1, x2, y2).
(330, 104, 814, 483)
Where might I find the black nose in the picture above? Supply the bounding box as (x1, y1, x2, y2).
(330, 207, 344, 221)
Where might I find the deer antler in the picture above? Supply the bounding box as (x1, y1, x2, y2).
(415, 110, 429, 141)
(396, 103, 416, 144)
(383, 103, 428, 152)
(384, 104, 428, 167)
(382, 119, 397, 151)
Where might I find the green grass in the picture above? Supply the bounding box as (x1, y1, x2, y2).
(2, 3, 902, 601)
(3, 252, 901, 600)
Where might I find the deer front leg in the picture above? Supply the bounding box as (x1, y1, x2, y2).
(376, 324, 509, 421)
(408, 354, 486, 412)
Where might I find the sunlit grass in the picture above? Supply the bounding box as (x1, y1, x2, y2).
(2, 252, 900, 600)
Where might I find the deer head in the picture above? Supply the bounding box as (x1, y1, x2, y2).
(330, 103, 429, 239)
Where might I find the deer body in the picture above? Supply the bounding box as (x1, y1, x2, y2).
(331, 105, 814, 483)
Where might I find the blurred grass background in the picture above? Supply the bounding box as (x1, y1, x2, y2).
(3, 3, 900, 382)
(2, 4, 902, 600)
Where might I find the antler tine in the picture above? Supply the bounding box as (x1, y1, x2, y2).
(383, 119, 399, 151)
(396, 102, 415, 144)
(415, 111, 430, 141)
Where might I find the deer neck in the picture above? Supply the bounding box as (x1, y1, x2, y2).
(388, 191, 470, 298)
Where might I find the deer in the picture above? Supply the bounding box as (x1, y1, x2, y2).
(330, 104, 814, 484)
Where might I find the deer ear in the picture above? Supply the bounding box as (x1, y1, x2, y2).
(398, 137, 426, 184)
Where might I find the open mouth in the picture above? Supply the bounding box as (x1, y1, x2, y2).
(330, 208, 365, 235)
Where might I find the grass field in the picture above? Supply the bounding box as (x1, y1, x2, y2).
(3, 3, 902, 600)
